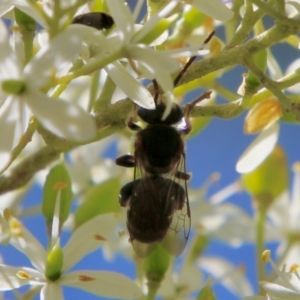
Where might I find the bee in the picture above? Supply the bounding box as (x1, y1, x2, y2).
(116, 32, 214, 257)
(72, 12, 114, 30)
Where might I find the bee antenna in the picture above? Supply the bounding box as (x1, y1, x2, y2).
(173, 30, 216, 88)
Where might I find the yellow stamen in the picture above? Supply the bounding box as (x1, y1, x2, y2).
(9, 217, 23, 237)
(262, 250, 271, 263)
(16, 271, 31, 280)
(292, 162, 300, 173)
(3, 208, 11, 221)
(290, 264, 300, 273)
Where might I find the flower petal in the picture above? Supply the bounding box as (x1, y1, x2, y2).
(25, 91, 96, 141)
(0, 264, 44, 291)
(105, 62, 155, 109)
(60, 271, 142, 299)
(24, 27, 83, 87)
(0, 97, 29, 169)
(106, 0, 135, 41)
(41, 283, 63, 300)
(260, 281, 300, 299)
(198, 257, 253, 297)
(0, 19, 21, 79)
(10, 224, 46, 273)
(236, 122, 279, 173)
(62, 214, 117, 272)
(192, 0, 234, 21)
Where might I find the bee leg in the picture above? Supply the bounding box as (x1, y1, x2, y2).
(127, 118, 141, 131)
(115, 154, 135, 168)
(182, 90, 212, 135)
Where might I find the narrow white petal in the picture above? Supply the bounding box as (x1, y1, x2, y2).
(260, 281, 300, 299)
(236, 122, 279, 174)
(61, 271, 142, 299)
(106, 62, 155, 109)
(24, 27, 83, 86)
(25, 91, 96, 141)
(41, 283, 63, 300)
(129, 46, 177, 97)
(192, 0, 234, 21)
(0, 264, 44, 291)
(62, 214, 117, 272)
(10, 225, 46, 273)
(106, 0, 134, 41)
(199, 257, 253, 297)
(0, 98, 19, 166)
(132, 1, 178, 44)
(0, 19, 21, 79)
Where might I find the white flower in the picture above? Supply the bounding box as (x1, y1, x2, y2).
(245, 250, 300, 300)
(73, 0, 210, 114)
(0, 209, 142, 299)
(190, 180, 257, 246)
(0, 20, 97, 166)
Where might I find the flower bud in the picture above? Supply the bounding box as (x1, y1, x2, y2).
(42, 164, 73, 225)
(244, 97, 282, 134)
(45, 244, 64, 281)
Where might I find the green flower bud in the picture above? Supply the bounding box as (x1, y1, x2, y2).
(45, 244, 64, 281)
(2, 80, 26, 95)
(143, 245, 171, 297)
(42, 164, 73, 225)
(74, 178, 121, 227)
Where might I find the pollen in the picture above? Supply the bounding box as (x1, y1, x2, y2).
(79, 275, 96, 282)
(262, 250, 271, 263)
(9, 217, 23, 237)
(290, 264, 300, 273)
(53, 181, 68, 190)
(94, 234, 107, 241)
(17, 271, 31, 280)
(3, 208, 11, 221)
(292, 162, 300, 173)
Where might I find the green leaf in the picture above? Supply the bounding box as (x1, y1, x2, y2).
(42, 164, 73, 224)
(74, 178, 121, 227)
(241, 145, 289, 200)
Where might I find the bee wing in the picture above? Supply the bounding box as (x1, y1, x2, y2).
(161, 153, 191, 256)
(135, 153, 190, 257)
